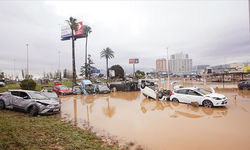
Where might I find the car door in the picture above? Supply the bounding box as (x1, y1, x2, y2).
(185, 89, 202, 104)
(175, 89, 188, 103)
(11, 91, 32, 110)
(54, 86, 60, 94)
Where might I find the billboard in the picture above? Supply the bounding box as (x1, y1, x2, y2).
(129, 58, 139, 64)
(75, 22, 83, 35)
(109, 70, 115, 77)
(61, 25, 71, 38)
(61, 21, 86, 41)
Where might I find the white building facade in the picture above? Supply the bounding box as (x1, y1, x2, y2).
(169, 52, 193, 75)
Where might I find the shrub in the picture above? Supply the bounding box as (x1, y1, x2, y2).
(20, 79, 36, 90)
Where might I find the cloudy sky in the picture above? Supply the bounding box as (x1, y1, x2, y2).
(0, 0, 249, 78)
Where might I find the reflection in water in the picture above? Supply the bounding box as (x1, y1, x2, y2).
(60, 81, 250, 150)
(102, 97, 116, 118)
(140, 98, 228, 118)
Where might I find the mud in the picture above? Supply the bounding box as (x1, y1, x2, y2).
(60, 81, 250, 150)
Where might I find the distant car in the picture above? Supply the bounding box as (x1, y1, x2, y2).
(170, 81, 228, 108)
(238, 80, 250, 90)
(109, 81, 138, 91)
(80, 80, 96, 95)
(40, 85, 61, 104)
(0, 90, 61, 116)
(95, 83, 111, 94)
(0, 81, 5, 87)
(53, 85, 72, 95)
(72, 85, 83, 95)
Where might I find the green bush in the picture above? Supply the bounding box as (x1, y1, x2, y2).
(20, 79, 37, 90)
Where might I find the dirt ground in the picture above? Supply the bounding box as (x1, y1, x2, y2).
(60, 81, 250, 150)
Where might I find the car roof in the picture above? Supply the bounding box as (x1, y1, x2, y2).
(175, 87, 199, 90)
(8, 89, 37, 93)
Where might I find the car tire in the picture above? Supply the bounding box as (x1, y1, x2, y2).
(243, 87, 248, 90)
(172, 98, 179, 103)
(29, 105, 38, 117)
(203, 100, 213, 108)
(158, 91, 163, 99)
(0, 100, 5, 110)
(141, 83, 145, 89)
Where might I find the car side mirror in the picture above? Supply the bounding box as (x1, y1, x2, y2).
(23, 96, 29, 99)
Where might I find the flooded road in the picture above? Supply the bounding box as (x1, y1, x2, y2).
(60, 81, 250, 150)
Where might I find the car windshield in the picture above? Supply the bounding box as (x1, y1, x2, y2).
(42, 92, 58, 98)
(197, 88, 212, 95)
(28, 91, 49, 100)
(99, 84, 109, 90)
(60, 86, 69, 90)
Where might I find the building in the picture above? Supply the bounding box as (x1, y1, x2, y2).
(193, 65, 210, 74)
(169, 52, 192, 75)
(156, 58, 166, 72)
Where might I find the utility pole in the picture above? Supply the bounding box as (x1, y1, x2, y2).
(26, 44, 29, 79)
(166, 47, 170, 90)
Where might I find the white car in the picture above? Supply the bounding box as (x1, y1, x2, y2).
(170, 84, 228, 107)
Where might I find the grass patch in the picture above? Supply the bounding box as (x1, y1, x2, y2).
(0, 81, 74, 93)
(0, 110, 116, 150)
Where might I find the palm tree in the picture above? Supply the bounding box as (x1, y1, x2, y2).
(66, 16, 78, 85)
(83, 25, 92, 79)
(100, 47, 114, 81)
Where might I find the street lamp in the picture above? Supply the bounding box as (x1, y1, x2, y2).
(26, 44, 29, 79)
(166, 47, 170, 90)
(14, 59, 15, 80)
(59, 51, 61, 80)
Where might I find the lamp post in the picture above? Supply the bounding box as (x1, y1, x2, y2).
(26, 44, 29, 79)
(166, 47, 169, 89)
(14, 59, 15, 80)
(59, 51, 61, 80)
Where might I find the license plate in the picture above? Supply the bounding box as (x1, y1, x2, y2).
(53, 109, 59, 111)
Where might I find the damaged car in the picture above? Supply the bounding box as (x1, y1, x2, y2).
(0, 90, 61, 116)
(109, 81, 138, 92)
(141, 80, 171, 100)
(80, 80, 96, 95)
(170, 81, 228, 108)
(40, 85, 61, 104)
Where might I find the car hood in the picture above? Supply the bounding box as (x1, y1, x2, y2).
(205, 93, 226, 98)
(35, 99, 60, 105)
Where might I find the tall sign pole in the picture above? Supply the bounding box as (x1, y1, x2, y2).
(166, 47, 169, 90)
(129, 58, 139, 78)
(26, 44, 29, 79)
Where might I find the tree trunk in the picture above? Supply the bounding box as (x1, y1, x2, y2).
(85, 36, 88, 79)
(71, 30, 76, 86)
(106, 57, 108, 82)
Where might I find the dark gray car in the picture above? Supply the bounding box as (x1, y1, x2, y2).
(0, 90, 61, 116)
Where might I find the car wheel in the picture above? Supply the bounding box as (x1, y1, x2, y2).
(158, 91, 163, 99)
(172, 98, 179, 103)
(203, 100, 213, 108)
(29, 105, 38, 117)
(0, 100, 5, 110)
(141, 83, 145, 89)
(243, 87, 248, 90)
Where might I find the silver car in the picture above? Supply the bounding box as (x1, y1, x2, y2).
(0, 90, 61, 116)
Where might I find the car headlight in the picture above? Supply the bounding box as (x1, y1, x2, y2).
(47, 104, 54, 108)
(212, 97, 222, 100)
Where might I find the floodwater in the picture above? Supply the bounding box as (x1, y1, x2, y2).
(60, 81, 250, 150)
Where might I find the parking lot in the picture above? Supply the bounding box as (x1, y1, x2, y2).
(60, 81, 250, 150)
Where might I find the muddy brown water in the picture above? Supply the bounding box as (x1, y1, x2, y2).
(60, 81, 250, 150)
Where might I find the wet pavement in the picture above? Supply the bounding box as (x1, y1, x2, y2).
(60, 81, 250, 150)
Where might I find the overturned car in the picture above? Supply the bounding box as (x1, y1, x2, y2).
(141, 80, 171, 100)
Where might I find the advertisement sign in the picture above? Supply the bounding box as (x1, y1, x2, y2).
(75, 22, 83, 35)
(109, 70, 115, 77)
(129, 58, 139, 64)
(61, 25, 71, 38)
